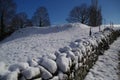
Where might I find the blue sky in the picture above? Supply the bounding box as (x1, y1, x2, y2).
(14, 0, 120, 25)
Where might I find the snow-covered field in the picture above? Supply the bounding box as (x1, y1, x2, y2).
(85, 37, 120, 80)
(0, 23, 101, 65)
(0, 23, 120, 80)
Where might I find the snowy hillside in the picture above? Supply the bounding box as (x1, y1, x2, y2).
(0, 23, 101, 65)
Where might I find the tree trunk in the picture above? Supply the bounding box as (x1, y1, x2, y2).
(99, 25, 101, 32)
(89, 27, 92, 36)
(39, 19, 42, 27)
(0, 12, 5, 39)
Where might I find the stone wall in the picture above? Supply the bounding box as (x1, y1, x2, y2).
(0, 27, 120, 80)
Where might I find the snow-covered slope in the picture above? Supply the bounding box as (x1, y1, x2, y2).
(0, 23, 100, 65)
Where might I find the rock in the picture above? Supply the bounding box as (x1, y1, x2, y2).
(66, 50, 75, 61)
(22, 67, 40, 79)
(39, 66, 52, 79)
(27, 59, 39, 67)
(78, 53, 83, 62)
(56, 56, 70, 73)
(70, 42, 79, 48)
(33, 78, 42, 80)
(74, 56, 78, 64)
(19, 76, 26, 80)
(46, 54, 56, 60)
(75, 39, 82, 43)
(55, 51, 61, 57)
(37, 57, 44, 65)
(0, 62, 9, 76)
(59, 46, 72, 53)
(50, 76, 59, 80)
(9, 62, 29, 71)
(78, 63, 83, 67)
(58, 71, 68, 80)
(0, 62, 6, 71)
(55, 51, 67, 58)
(40, 57, 57, 74)
(1, 71, 18, 80)
(74, 50, 80, 56)
(75, 63, 79, 70)
(63, 46, 72, 51)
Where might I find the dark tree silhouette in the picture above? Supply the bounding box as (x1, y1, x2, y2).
(0, 0, 16, 38)
(32, 6, 51, 27)
(88, 5, 97, 26)
(97, 7, 102, 31)
(11, 12, 28, 30)
(25, 19, 33, 27)
(88, 0, 102, 27)
(66, 4, 89, 24)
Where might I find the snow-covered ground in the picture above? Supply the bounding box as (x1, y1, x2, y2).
(85, 37, 120, 80)
(0, 23, 120, 80)
(105, 24, 120, 28)
(0, 23, 101, 65)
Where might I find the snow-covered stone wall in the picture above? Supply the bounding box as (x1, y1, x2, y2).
(0, 27, 120, 80)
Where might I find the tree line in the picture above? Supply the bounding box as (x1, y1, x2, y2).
(67, 0, 102, 27)
(0, 0, 102, 41)
(67, 0, 102, 36)
(0, 0, 51, 40)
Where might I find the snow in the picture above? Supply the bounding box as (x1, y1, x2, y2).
(0, 22, 120, 79)
(0, 23, 100, 65)
(85, 37, 120, 80)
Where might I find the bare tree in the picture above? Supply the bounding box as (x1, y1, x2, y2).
(66, 4, 89, 24)
(0, 0, 16, 38)
(32, 6, 51, 27)
(25, 19, 33, 27)
(97, 7, 102, 31)
(11, 12, 28, 30)
(88, 0, 102, 27)
(88, 5, 97, 27)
